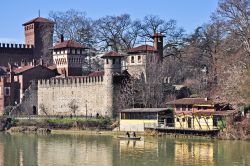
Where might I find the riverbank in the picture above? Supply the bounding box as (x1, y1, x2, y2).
(11, 117, 114, 130)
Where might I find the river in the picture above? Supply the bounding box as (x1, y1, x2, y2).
(0, 132, 249, 166)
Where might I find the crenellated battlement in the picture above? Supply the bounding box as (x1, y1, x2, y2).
(0, 43, 34, 49)
(0, 43, 34, 55)
(38, 75, 104, 87)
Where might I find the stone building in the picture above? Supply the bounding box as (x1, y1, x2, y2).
(125, 33, 165, 79)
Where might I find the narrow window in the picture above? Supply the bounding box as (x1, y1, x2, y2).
(176, 105, 181, 111)
(112, 59, 115, 64)
(131, 56, 135, 63)
(182, 105, 186, 111)
(106, 59, 109, 64)
(188, 105, 192, 111)
(138, 56, 141, 63)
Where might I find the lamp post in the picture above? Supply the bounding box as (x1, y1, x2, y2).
(85, 100, 88, 119)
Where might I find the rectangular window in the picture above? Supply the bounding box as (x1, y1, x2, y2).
(138, 56, 142, 63)
(188, 105, 192, 111)
(176, 105, 181, 111)
(182, 105, 186, 111)
(131, 56, 135, 63)
(106, 59, 109, 64)
(4, 87, 10, 96)
(182, 118, 185, 122)
(112, 59, 115, 64)
(177, 118, 180, 122)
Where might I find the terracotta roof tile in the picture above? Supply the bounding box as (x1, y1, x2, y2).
(52, 40, 86, 49)
(166, 98, 213, 105)
(48, 64, 57, 70)
(23, 17, 54, 26)
(101, 51, 124, 58)
(127, 45, 157, 54)
(14, 66, 34, 74)
(88, 71, 104, 77)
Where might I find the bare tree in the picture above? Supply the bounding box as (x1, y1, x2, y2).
(68, 99, 79, 116)
(39, 104, 48, 116)
(49, 9, 95, 47)
(216, 0, 250, 55)
(94, 14, 141, 52)
(141, 15, 176, 38)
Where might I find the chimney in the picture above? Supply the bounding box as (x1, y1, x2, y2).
(39, 59, 44, 66)
(152, 33, 165, 61)
(60, 34, 64, 43)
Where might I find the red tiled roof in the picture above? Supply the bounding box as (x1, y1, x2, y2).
(101, 51, 124, 58)
(88, 71, 104, 77)
(13, 65, 53, 74)
(127, 45, 157, 54)
(48, 64, 57, 70)
(175, 110, 238, 116)
(52, 40, 86, 49)
(23, 17, 54, 26)
(166, 98, 214, 105)
(14, 66, 34, 74)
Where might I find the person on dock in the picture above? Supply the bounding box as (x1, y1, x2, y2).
(126, 131, 130, 138)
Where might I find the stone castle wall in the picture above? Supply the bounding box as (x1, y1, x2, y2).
(37, 75, 113, 117)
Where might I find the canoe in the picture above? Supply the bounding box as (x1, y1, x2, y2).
(117, 136, 141, 140)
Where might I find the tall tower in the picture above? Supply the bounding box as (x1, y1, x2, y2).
(52, 35, 88, 76)
(152, 33, 165, 61)
(101, 51, 123, 117)
(23, 17, 54, 60)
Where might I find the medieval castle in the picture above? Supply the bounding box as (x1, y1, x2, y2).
(0, 16, 164, 117)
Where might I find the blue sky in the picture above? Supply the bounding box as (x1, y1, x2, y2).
(0, 0, 218, 43)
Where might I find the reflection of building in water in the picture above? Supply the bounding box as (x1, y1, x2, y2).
(1, 134, 38, 166)
(37, 136, 112, 166)
(0, 143, 3, 166)
(174, 141, 214, 166)
(119, 139, 158, 155)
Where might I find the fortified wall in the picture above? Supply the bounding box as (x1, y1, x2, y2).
(0, 43, 34, 66)
(37, 75, 113, 117)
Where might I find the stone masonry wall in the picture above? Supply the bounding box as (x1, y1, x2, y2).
(37, 76, 111, 117)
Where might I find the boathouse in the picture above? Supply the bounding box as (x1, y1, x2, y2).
(119, 108, 173, 131)
(166, 98, 216, 130)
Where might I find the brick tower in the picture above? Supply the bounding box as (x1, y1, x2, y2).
(23, 17, 54, 61)
(152, 33, 165, 61)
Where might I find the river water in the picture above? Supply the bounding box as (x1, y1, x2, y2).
(0, 132, 249, 166)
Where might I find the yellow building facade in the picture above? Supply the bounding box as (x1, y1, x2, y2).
(119, 108, 169, 131)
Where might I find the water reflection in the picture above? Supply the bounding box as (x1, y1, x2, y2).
(37, 135, 113, 166)
(174, 141, 214, 166)
(0, 133, 250, 166)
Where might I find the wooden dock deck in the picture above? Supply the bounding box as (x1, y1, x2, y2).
(144, 125, 220, 136)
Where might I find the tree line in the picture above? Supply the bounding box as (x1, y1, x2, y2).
(48, 0, 250, 109)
